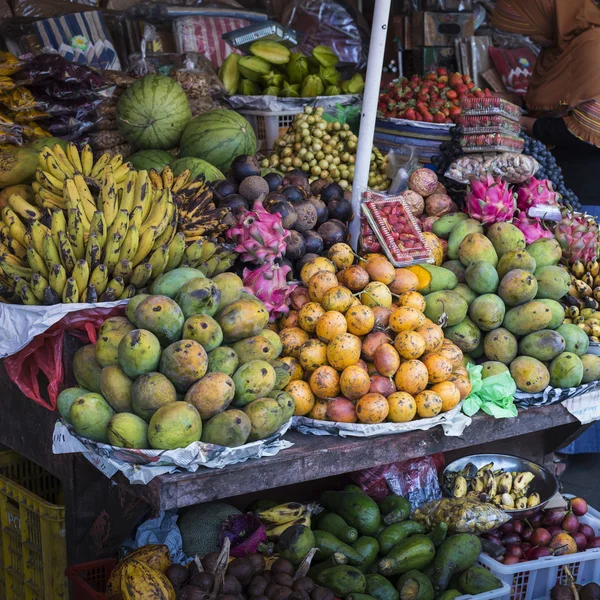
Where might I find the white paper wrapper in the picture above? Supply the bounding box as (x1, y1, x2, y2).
(52, 418, 294, 484)
(293, 403, 470, 438)
(226, 94, 362, 112)
(0, 301, 127, 358)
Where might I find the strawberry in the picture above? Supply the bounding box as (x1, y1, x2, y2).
(474, 89, 485, 98)
(456, 83, 468, 94)
(466, 82, 475, 90)
(423, 112, 434, 123)
(404, 108, 416, 120)
(449, 106, 462, 118)
(449, 73, 463, 88)
(447, 90, 457, 100)
(415, 113, 423, 121)
(434, 111, 446, 123)
(436, 67, 448, 76)
(484, 88, 493, 97)
(441, 107, 450, 117)
(437, 82, 446, 90)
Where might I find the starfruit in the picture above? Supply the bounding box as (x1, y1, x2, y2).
(345, 73, 365, 94)
(238, 56, 271, 82)
(263, 85, 281, 96)
(324, 85, 341, 96)
(239, 78, 261, 95)
(249, 40, 291, 65)
(320, 66, 341, 87)
(262, 71, 284, 88)
(279, 82, 300, 98)
(312, 45, 339, 68)
(287, 53, 309, 84)
(300, 74, 325, 97)
(218, 53, 240, 95)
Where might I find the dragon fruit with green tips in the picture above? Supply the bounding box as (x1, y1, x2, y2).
(516, 177, 561, 212)
(227, 200, 289, 264)
(555, 208, 599, 264)
(466, 175, 516, 224)
(243, 262, 297, 321)
(512, 210, 554, 244)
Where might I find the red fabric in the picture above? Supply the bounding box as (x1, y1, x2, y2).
(3, 306, 125, 411)
(489, 46, 537, 96)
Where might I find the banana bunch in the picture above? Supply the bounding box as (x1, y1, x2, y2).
(0, 145, 237, 305)
(255, 502, 314, 541)
(449, 462, 540, 510)
(149, 166, 230, 242)
(563, 260, 600, 341)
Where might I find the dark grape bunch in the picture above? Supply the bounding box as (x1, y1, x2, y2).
(521, 132, 581, 210)
(431, 125, 467, 205)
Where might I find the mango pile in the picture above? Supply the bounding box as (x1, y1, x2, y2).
(58, 267, 296, 450)
(219, 42, 365, 98)
(419, 216, 600, 391)
(276, 245, 471, 425)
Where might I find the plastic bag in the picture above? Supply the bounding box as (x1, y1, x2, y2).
(128, 23, 160, 77)
(281, 0, 369, 69)
(413, 498, 510, 533)
(352, 454, 445, 509)
(2, 305, 125, 410)
(387, 146, 419, 195)
(462, 363, 518, 418)
(220, 514, 267, 558)
(14, 54, 107, 89)
(171, 52, 227, 99)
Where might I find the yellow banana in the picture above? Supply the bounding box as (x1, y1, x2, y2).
(171, 168, 191, 193)
(165, 232, 186, 271)
(58, 230, 76, 274)
(113, 259, 133, 282)
(62, 277, 79, 303)
(184, 239, 205, 266)
(51, 144, 76, 177)
(256, 503, 308, 526)
(266, 515, 311, 540)
(103, 233, 124, 273)
(81, 144, 94, 177)
(89, 264, 109, 295)
(130, 263, 153, 288)
(108, 154, 123, 171)
(38, 187, 66, 210)
(51, 209, 67, 250)
(140, 189, 169, 236)
(37, 148, 50, 171)
(29, 220, 48, 256)
(119, 226, 139, 263)
(119, 171, 137, 214)
(67, 209, 85, 260)
(162, 165, 174, 189)
(119, 284, 136, 300)
(90, 152, 111, 179)
(108, 209, 129, 240)
(21, 283, 41, 305)
(132, 226, 156, 267)
(153, 219, 176, 251)
(106, 276, 125, 298)
(43, 234, 61, 271)
(148, 244, 169, 279)
(37, 167, 64, 193)
(0, 254, 32, 280)
(49, 264, 67, 296)
(82, 284, 97, 303)
(72, 175, 96, 224)
(72, 259, 90, 295)
(89, 211, 107, 249)
(101, 166, 118, 227)
(148, 168, 163, 190)
(13, 276, 26, 296)
(199, 239, 218, 263)
(114, 162, 133, 184)
(26, 247, 49, 279)
(85, 231, 102, 271)
(66, 142, 83, 173)
(30, 273, 49, 302)
(8, 194, 42, 221)
(44, 153, 68, 182)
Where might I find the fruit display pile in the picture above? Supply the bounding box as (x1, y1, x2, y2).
(378, 69, 493, 124)
(263, 106, 390, 191)
(218, 42, 365, 98)
(58, 268, 299, 449)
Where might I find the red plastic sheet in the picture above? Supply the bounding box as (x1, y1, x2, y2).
(3, 306, 125, 411)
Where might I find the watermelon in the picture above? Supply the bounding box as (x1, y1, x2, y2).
(172, 157, 224, 182)
(116, 75, 191, 150)
(128, 149, 173, 171)
(179, 109, 257, 174)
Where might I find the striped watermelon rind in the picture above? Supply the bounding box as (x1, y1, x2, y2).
(116, 75, 192, 150)
(128, 149, 174, 171)
(179, 109, 257, 174)
(172, 157, 224, 182)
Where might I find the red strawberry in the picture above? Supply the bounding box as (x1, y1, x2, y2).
(404, 108, 416, 120)
(437, 67, 448, 76)
(449, 106, 462, 118)
(449, 73, 463, 88)
(423, 112, 434, 123)
(434, 112, 446, 123)
(447, 90, 457, 100)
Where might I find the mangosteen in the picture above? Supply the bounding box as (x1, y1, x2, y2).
(343, 189, 352, 201)
(327, 199, 352, 223)
(281, 185, 306, 204)
(217, 194, 249, 215)
(239, 176, 270, 201)
(285, 230, 306, 261)
(293, 202, 318, 232)
(295, 252, 318, 273)
(189, 572, 214, 591)
(267, 199, 297, 229)
(264, 172, 283, 192)
(283, 171, 310, 195)
(309, 196, 329, 225)
(264, 192, 287, 207)
(310, 179, 330, 197)
(166, 564, 190, 590)
(278, 257, 295, 280)
(212, 179, 238, 201)
(179, 586, 208, 600)
(321, 183, 343, 204)
(302, 230, 324, 255)
(229, 155, 261, 183)
(318, 220, 348, 249)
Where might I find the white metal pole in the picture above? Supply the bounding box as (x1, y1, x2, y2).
(349, 0, 392, 250)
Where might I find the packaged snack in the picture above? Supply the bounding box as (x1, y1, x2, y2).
(446, 152, 539, 184)
(460, 96, 522, 122)
(459, 114, 522, 135)
(461, 132, 524, 154)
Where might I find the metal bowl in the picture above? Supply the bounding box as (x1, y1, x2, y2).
(442, 453, 559, 519)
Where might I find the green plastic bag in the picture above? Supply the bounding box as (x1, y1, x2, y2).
(463, 364, 518, 418)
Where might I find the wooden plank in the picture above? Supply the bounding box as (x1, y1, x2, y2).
(132, 404, 579, 511)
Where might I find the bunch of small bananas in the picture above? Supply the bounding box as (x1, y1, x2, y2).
(255, 502, 314, 541)
(564, 259, 600, 341)
(149, 166, 230, 242)
(447, 462, 541, 511)
(0, 144, 236, 305)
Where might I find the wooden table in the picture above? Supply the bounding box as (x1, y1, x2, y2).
(0, 347, 587, 564)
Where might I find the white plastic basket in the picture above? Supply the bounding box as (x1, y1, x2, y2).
(238, 110, 298, 153)
(477, 499, 600, 600)
(456, 582, 512, 600)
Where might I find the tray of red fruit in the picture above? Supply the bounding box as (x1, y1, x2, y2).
(361, 191, 434, 267)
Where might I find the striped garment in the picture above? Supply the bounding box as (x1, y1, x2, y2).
(33, 11, 120, 71)
(565, 99, 600, 146)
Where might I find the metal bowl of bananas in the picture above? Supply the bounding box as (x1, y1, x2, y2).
(442, 454, 559, 518)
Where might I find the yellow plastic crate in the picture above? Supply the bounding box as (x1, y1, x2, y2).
(0, 451, 66, 600)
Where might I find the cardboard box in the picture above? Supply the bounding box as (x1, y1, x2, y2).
(411, 46, 457, 74)
(412, 11, 475, 47)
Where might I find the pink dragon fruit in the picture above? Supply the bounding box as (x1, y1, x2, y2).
(243, 262, 297, 322)
(466, 175, 516, 224)
(512, 210, 554, 244)
(227, 200, 288, 264)
(555, 208, 599, 264)
(516, 177, 561, 212)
